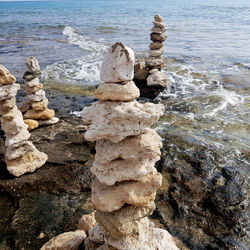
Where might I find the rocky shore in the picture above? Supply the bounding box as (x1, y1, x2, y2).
(0, 81, 249, 249)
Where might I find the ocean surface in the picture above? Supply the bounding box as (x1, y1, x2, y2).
(0, 1, 250, 175)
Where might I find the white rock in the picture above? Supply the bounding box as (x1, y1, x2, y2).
(1, 106, 28, 135)
(0, 97, 16, 115)
(27, 89, 46, 102)
(147, 71, 168, 87)
(152, 21, 166, 29)
(81, 101, 164, 143)
(38, 117, 59, 126)
(5, 128, 31, 148)
(94, 81, 140, 101)
(0, 84, 20, 101)
(92, 129, 162, 185)
(100, 42, 135, 83)
(40, 230, 86, 250)
(5, 141, 37, 161)
(26, 56, 40, 73)
(149, 47, 164, 57)
(154, 14, 164, 22)
(25, 77, 40, 87)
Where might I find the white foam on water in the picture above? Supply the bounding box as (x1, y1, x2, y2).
(43, 26, 109, 85)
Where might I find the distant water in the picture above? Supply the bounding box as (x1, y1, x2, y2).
(0, 1, 250, 176)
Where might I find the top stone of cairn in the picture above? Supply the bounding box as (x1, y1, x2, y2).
(100, 42, 135, 83)
(26, 56, 41, 74)
(0, 65, 16, 85)
(154, 14, 163, 22)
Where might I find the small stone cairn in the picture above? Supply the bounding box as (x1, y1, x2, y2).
(80, 42, 179, 249)
(0, 65, 48, 177)
(22, 56, 59, 131)
(146, 14, 168, 87)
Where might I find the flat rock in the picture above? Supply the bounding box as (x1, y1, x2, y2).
(81, 101, 164, 143)
(24, 108, 55, 120)
(152, 21, 166, 29)
(38, 117, 59, 126)
(5, 128, 31, 148)
(24, 119, 39, 131)
(26, 83, 43, 94)
(91, 172, 162, 212)
(94, 81, 140, 101)
(78, 211, 97, 234)
(147, 71, 168, 87)
(0, 84, 20, 101)
(31, 98, 48, 111)
(0, 65, 16, 85)
(23, 71, 41, 81)
(0, 97, 16, 115)
(92, 129, 162, 185)
(25, 77, 40, 87)
(6, 148, 48, 177)
(40, 230, 86, 250)
(149, 41, 164, 50)
(27, 89, 46, 102)
(154, 14, 163, 22)
(150, 33, 167, 42)
(26, 56, 41, 74)
(146, 56, 164, 69)
(149, 47, 164, 57)
(1, 106, 28, 135)
(100, 42, 135, 83)
(151, 26, 166, 34)
(5, 141, 37, 161)
(95, 202, 155, 238)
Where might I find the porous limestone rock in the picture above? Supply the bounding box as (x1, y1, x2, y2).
(26, 56, 41, 73)
(0, 65, 16, 85)
(94, 81, 139, 101)
(24, 108, 55, 120)
(100, 42, 135, 83)
(149, 41, 164, 50)
(0, 84, 20, 101)
(91, 172, 162, 212)
(0, 97, 15, 115)
(151, 26, 166, 34)
(81, 101, 164, 143)
(92, 129, 162, 185)
(147, 70, 168, 87)
(5, 128, 31, 148)
(134, 62, 149, 81)
(31, 98, 48, 111)
(149, 47, 164, 57)
(5, 141, 37, 160)
(154, 14, 163, 22)
(25, 83, 43, 94)
(24, 119, 39, 131)
(40, 230, 86, 250)
(146, 56, 164, 69)
(27, 89, 46, 102)
(25, 77, 40, 87)
(78, 211, 97, 234)
(88, 224, 105, 244)
(38, 117, 60, 126)
(152, 21, 166, 29)
(150, 33, 167, 42)
(95, 202, 155, 239)
(1, 106, 28, 135)
(6, 148, 48, 177)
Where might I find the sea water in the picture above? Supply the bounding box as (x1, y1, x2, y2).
(0, 0, 250, 174)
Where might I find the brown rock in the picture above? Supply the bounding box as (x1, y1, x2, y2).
(25, 83, 43, 94)
(24, 119, 39, 131)
(134, 62, 149, 81)
(6, 148, 48, 177)
(152, 21, 166, 29)
(24, 108, 55, 120)
(40, 230, 86, 250)
(149, 41, 164, 50)
(31, 98, 48, 111)
(146, 56, 164, 69)
(0, 84, 20, 101)
(95, 202, 155, 239)
(150, 33, 167, 42)
(91, 172, 162, 212)
(94, 81, 140, 101)
(147, 70, 168, 87)
(0, 65, 16, 85)
(151, 26, 166, 34)
(149, 47, 164, 57)
(78, 211, 97, 234)
(0, 97, 16, 115)
(154, 14, 163, 22)
(84, 237, 102, 250)
(19, 100, 32, 113)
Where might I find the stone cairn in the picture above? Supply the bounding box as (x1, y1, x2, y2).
(0, 65, 48, 177)
(146, 14, 168, 87)
(22, 56, 59, 131)
(80, 42, 179, 249)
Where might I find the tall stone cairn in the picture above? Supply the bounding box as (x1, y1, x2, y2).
(22, 56, 59, 131)
(81, 42, 179, 249)
(146, 14, 168, 87)
(0, 65, 48, 177)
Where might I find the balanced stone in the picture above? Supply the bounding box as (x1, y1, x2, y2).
(24, 108, 55, 120)
(5, 128, 31, 148)
(152, 21, 166, 29)
(146, 56, 164, 69)
(149, 41, 164, 50)
(26, 56, 41, 73)
(149, 47, 164, 57)
(24, 119, 39, 131)
(147, 70, 168, 87)
(151, 26, 166, 34)
(25, 77, 40, 87)
(150, 33, 167, 42)
(0, 65, 16, 85)
(0, 97, 15, 115)
(154, 14, 163, 22)
(0, 84, 20, 101)
(31, 98, 48, 111)
(91, 172, 162, 212)
(27, 89, 46, 102)
(81, 100, 164, 143)
(25, 83, 43, 94)
(100, 42, 135, 83)
(38, 117, 60, 126)
(94, 81, 140, 101)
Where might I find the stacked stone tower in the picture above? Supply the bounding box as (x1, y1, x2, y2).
(81, 42, 179, 249)
(146, 14, 168, 87)
(0, 65, 48, 177)
(22, 56, 59, 130)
